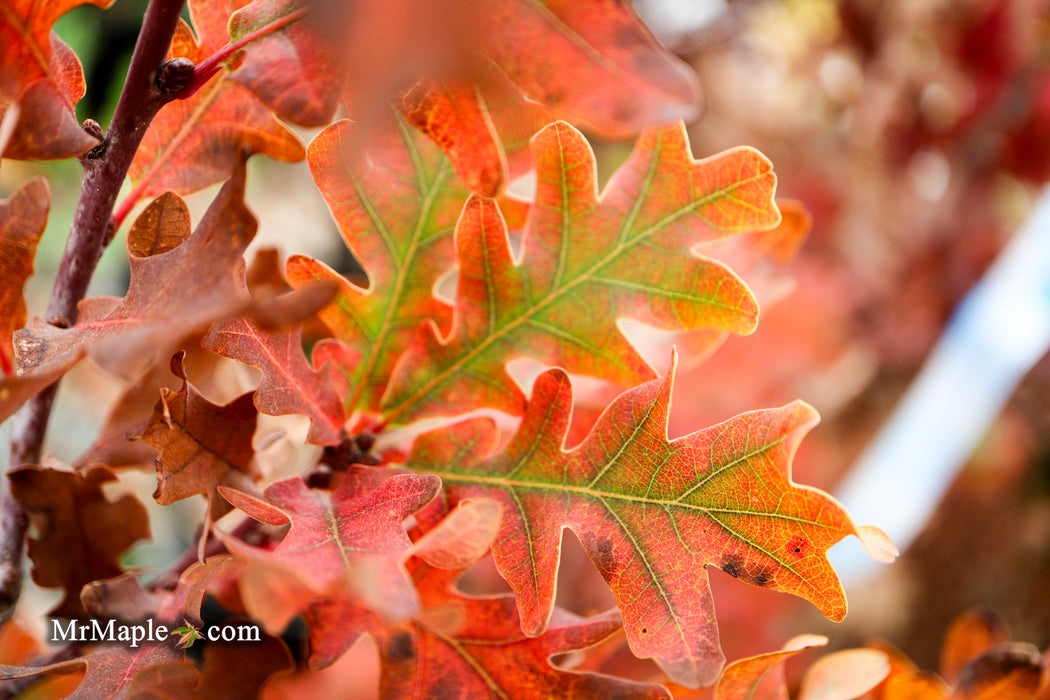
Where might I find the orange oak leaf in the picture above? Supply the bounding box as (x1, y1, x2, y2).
(138, 352, 258, 552)
(286, 115, 465, 417)
(711, 634, 828, 700)
(948, 643, 1045, 700)
(14, 167, 256, 382)
(8, 465, 150, 619)
(374, 566, 672, 699)
(381, 121, 776, 427)
(473, 0, 702, 137)
(124, 0, 303, 209)
(940, 609, 1011, 686)
(396, 67, 553, 197)
(0, 178, 47, 375)
(203, 316, 346, 447)
(0, 0, 108, 160)
(868, 640, 952, 700)
(227, 0, 700, 195)
(219, 467, 440, 624)
(407, 356, 882, 688)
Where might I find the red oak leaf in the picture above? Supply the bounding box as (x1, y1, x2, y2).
(123, 0, 303, 210)
(0, 645, 180, 700)
(203, 315, 346, 447)
(407, 356, 886, 687)
(0, 178, 47, 375)
(381, 121, 776, 427)
(0, 0, 109, 160)
(8, 465, 150, 619)
(219, 467, 440, 626)
(372, 566, 672, 699)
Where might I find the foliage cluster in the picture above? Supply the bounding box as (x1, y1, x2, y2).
(0, 0, 1048, 697)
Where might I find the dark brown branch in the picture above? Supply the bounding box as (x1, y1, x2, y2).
(1, 0, 188, 624)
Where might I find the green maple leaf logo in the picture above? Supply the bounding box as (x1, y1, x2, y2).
(171, 619, 202, 649)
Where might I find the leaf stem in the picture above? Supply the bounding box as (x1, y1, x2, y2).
(1, 0, 188, 623)
(177, 6, 309, 101)
(111, 4, 310, 225)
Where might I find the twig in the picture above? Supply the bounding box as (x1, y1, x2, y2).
(1, 0, 188, 623)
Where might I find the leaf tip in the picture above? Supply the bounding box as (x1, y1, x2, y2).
(856, 524, 899, 564)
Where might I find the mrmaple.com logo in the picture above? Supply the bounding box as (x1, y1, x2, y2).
(48, 617, 261, 649)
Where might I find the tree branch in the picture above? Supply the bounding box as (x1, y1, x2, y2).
(1, 0, 188, 623)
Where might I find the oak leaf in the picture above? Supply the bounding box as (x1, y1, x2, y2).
(8, 465, 150, 618)
(381, 121, 775, 427)
(374, 566, 671, 699)
(407, 356, 875, 688)
(228, 0, 700, 195)
(0, 178, 48, 375)
(14, 168, 256, 382)
(0, 0, 109, 160)
(219, 467, 440, 626)
(202, 315, 346, 446)
(0, 645, 180, 700)
(226, 0, 341, 127)
(940, 608, 1011, 686)
(711, 634, 828, 700)
(287, 115, 465, 416)
(125, 0, 303, 206)
(138, 352, 258, 558)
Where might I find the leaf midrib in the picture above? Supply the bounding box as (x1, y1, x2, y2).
(382, 148, 764, 423)
(342, 118, 453, 414)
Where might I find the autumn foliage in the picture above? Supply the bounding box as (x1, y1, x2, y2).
(0, 0, 1048, 698)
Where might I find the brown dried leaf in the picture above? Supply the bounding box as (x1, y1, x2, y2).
(8, 465, 150, 618)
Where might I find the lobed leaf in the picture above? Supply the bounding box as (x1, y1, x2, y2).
(227, 0, 701, 195)
(126, 0, 303, 204)
(288, 115, 465, 417)
(375, 566, 671, 699)
(220, 467, 440, 623)
(226, 0, 341, 127)
(138, 352, 258, 559)
(474, 0, 703, 137)
(408, 355, 873, 688)
(0, 178, 48, 375)
(203, 315, 346, 446)
(382, 121, 776, 427)
(8, 465, 150, 619)
(0, 0, 110, 160)
(0, 645, 180, 700)
(14, 167, 256, 382)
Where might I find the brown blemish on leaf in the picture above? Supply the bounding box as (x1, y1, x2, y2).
(386, 631, 416, 662)
(721, 553, 773, 588)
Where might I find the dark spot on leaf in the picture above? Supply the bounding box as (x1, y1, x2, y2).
(641, 628, 647, 634)
(720, 554, 744, 579)
(387, 631, 416, 662)
(786, 535, 807, 555)
(593, 538, 616, 575)
(721, 554, 773, 587)
(752, 569, 772, 587)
